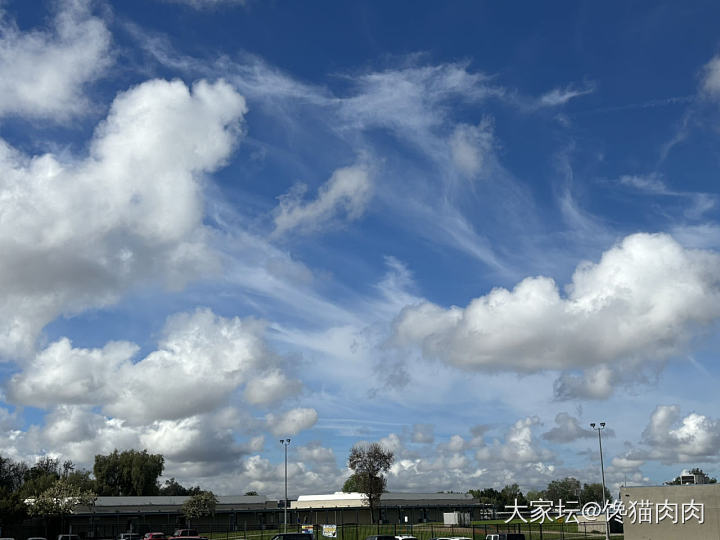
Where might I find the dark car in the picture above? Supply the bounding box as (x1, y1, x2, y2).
(485, 534, 526, 540)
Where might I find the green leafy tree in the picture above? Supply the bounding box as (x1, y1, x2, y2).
(27, 477, 96, 536)
(342, 473, 365, 493)
(181, 491, 217, 527)
(498, 484, 527, 510)
(580, 483, 612, 504)
(525, 490, 545, 503)
(0, 487, 28, 531)
(94, 450, 164, 496)
(348, 443, 394, 524)
(468, 488, 502, 509)
(159, 478, 195, 496)
(244, 491, 259, 496)
(0, 455, 28, 493)
(27, 477, 96, 517)
(545, 477, 582, 503)
(20, 457, 61, 498)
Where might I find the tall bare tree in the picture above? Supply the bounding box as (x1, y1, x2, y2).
(348, 443, 394, 524)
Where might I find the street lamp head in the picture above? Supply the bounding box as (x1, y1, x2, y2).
(286, 438, 291, 443)
(590, 423, 596, 428)
(600, 422, 606, 428)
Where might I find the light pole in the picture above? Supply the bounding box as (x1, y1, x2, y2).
(590, 422, 610, 540)
(280, 438, 291, 533)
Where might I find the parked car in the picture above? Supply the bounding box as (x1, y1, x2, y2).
(117, 533, 141, 540)
(143, 534, 166, 540)
(0, 537, 15, 540)
(57, 535, 81, 540)
(365, 536, 396, 540)
(27, 537, 47, 540)
(270, 535, 313, 540)
(395, 536, 417, 540)
(168, 533, 207, 540)
(485, 534, 526, 540)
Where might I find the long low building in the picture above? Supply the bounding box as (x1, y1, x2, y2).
(12, 492, 486, 539)
(291, 492, 487, 524)
(17, 495, 280, 539)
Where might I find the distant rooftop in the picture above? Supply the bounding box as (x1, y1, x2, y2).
(93, 495, 276, 506)
(296, 492, 473, 502)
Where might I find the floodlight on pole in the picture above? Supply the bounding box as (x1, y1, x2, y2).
(590, 422, 610, 540)
(280, 438, 291, 533)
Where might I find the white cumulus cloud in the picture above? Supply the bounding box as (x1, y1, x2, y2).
(0, 0, 111, 119)
(392, 233, 720, 398)
(9, 308, 300, 424)
(0, 78, 247, 359)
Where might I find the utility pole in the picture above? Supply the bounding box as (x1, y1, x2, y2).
(280, 438, 291, 533)
(590, 422, 610, 540)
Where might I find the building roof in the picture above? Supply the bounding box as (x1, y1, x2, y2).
(93, 495, 275, 507)
(296, 492, 473, 502)
(291, 492, 477, 510)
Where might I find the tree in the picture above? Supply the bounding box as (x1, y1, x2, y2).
(498, 484, 527, 510)
(160, 478, 188, 496)
(468, 488, 501, 509)
(545, 477, 581, 503)
(21, 457, 61, 498)
(181, 491, 217, 527)
(580, 483, 611, 504)
(244, 491, 259, 496)
(524, 490, 544, 503)
(0, 455, 28, 493)
(93, 450, 164, 496)
(0, 487, 27, 531)
(27, 477, 96, 518)
(27, 477, 96, 536)
(342, 473, 361, 493)
(347, 443, 394, 524)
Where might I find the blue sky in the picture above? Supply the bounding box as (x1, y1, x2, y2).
(2, 0, 720, 497)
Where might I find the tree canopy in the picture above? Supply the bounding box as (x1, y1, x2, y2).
(347, 443, 394, 523)
(182, 491, 218, 525)
(26, 477, 96, 518)
(159, 477, 202, 496)
(93, 449, 164, 496)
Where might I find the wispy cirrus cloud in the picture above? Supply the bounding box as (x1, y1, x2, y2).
(537, 83, 595, 107)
